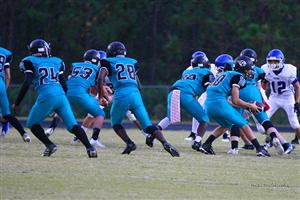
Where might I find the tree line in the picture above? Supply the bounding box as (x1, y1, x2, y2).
(1, 0, 299, 84)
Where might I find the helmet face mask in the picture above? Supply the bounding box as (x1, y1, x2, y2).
(234, 55, 254, 79)
(266, 49, 284, 71)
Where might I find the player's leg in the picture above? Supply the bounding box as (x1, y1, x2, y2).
(45, 113, 61, 137)
(83, 96, 106, 148)
(227, 125, 240, 155)
(180, 95, 209, 151)
(200, 125, 227, 155)
(240, 124, 270, 157)
(0, 87, 30, 142)
(110, 96, 135, 154)
(157, 91, 178, 130)
(27, 101, 57, 156)
(1, 115, 10, 137)
(280, 96, 299, 150)
(132, 93, 179, 157)
(126, 110, 148, 136)
(56, 96, 97, 157)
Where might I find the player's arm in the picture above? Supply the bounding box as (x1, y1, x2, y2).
(230, 75, 261, 112)
(98, 59, 110, 100)
(202, 73, 215, 90)
(58, 62, 67, 93)
(292, 78, 300, 115)
(4, 54, 12, 88)
(14, 60, 34, 107)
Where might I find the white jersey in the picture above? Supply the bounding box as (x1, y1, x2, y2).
(261, 63, 297, 97)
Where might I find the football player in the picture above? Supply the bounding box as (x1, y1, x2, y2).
(261, 49, 300, 145)
(66, 49, 106, 149)
(0, 47, 31, 141)
(98, 41, 179, 156)
(156, 53, 214, 151)
(14, 39, 97, 157)
(200, 55, 270, 157)
(184, 51, 230, 143)
(230, 48, 294, 155)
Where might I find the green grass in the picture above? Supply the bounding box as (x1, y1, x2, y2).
(0, 129, 299, 200)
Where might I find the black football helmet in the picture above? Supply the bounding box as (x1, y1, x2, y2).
(83, 49, 101, 65)
(234, 55, 254, 78)
(240, 48, 257, 64)
(191, 55, 210, 68)
(28, 39, 51, 57)
(106, 41, 127, 57)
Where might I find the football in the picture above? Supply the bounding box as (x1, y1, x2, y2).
(254, 101, 264, 112)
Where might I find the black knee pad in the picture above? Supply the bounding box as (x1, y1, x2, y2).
(113, 124, 124, 132)
(70, 124, 82, 133)
(230, 125, 240, 137)
(262, 121, 273, 131)
(145, 125, 159, 135)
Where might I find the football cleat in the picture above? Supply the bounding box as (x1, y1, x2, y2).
(291, 138, 299, 145)
(284, 143, 295, 154)
(227, 148, 239, 155)
(89, 138, 106, 148)
(22, 133, 31, 143)
(71, 137, 81, 145)
(221, 132, 230, 142)
(87, 147, 97, 158)
(122, 142, 136, 154)
(240, 144, 255, 150)
(1, 122, 10, 136)
(272, 137, 284, 155)
(256, 148, 271, 157)
(163, 142, 180, 157)
(191, 141, 201, 151)
(184, 132, 196, 141)
(199, 143, 215, 155)
(45, 128, 54, 137)
(42, 144, 57, 157)
(145, 134, 155, 147)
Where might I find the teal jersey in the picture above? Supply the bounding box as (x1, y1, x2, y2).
(67, 62, 99, 96)
(101, 57, 139, 96)
(0, 47, 12, 81)
(239, 66, 265, 103)
(206, 71, 246, 101)
(172, 67, 213, 96)
(19, 56, 65, 100)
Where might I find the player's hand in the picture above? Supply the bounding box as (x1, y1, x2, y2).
(99, 97, 109, 107)
(294, 102, 300, 116)
(248, 102, 262, 113)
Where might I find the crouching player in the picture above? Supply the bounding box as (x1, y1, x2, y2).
(14, 39, 97, 157)
(99, 41, 179, 156)
(157, 54, 214, 151)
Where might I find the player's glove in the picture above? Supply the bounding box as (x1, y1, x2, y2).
(294, 102, 300, 116)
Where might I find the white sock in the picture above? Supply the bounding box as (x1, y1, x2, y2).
(192, 118, 199, 133)
(81, 126, 88, 133)
(158, 117, 170, 130)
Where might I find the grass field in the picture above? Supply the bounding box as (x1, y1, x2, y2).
(0, 128, 299, 200)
